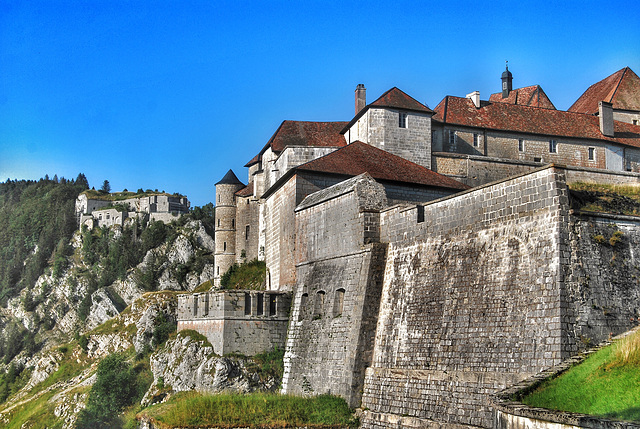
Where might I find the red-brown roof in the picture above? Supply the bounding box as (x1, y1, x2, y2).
(569, 67, 640, 114)
(433, 96, 640, 149)
(489, 85, 556, 109)
(246, 120, 348, 166)
(296, 141, 469, 190)
(369, 87, 433, 113)
(341, 87, 433, 134)
(235, 184, 253, 197)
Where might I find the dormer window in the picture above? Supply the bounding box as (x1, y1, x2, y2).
(399, 112, 408, 128)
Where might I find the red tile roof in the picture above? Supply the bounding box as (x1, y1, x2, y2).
(569, 67, 640, 114)
(433, 96, 640, 149)
(489, 85, 556, 109)
(369, 87, 434, 113)
(235, 184, 253, 197)
(341, 87, 433, 134)
(246, 120, 348, 166)
(296, 141, 469, 190)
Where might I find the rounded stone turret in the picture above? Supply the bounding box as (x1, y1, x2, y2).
(214, 170, 245, 286)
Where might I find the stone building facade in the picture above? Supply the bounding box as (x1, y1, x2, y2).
(280, 165, 640, 428)
(193, 66, 640, 427)
(177, 290, 290, 356)
(76, 192, 189, 229)
(212, 66, 640, 296)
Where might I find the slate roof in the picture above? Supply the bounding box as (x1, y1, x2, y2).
(296, 141, 469, 190)
(215, 169, 244, 186)
(341, 87, 433, 134)
(569, 67, 640, 114)
(245, 120, 348, 166)
(489, 85, 556, 109)
(433, 96, 640, 149)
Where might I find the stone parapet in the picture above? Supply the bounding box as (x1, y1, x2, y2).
(177, 290, 291, 356)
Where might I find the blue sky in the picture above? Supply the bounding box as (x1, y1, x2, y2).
(1, 0, 639, 207)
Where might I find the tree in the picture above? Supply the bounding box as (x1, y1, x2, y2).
(100, 180, 111, 194)
(75, 353, 139, 428)
(75, 173, 89, 190)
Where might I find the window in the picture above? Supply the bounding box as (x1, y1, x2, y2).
(534, 157, 542, 163)
(473, 133, 479, 147)
(218, 219, 220, 227)
(448, 130, 457, 150)
(232, 219, 235, 228)
(588, 147, 595, 161)
(333, 289, 345, 317)
(549, 139, 558, 153)
(269, 294, 277, 316)
(518, 139, 524, 152)
(244, 293, 251, 315)
(223, 241, 227, 251)
(217, 266, 219, 275)
(299, 293, 308, 321)
(399, 112, 408, 128)
(417, 205, 425, 223)
(256, 293, 264, 316)
(314, 291, 326, 318)
(245, 225, 250, 240)
(634, 119, 638, 125)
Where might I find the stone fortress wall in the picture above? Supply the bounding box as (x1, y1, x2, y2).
(177, 290, 291, 356)
(278, 165, 640, 428)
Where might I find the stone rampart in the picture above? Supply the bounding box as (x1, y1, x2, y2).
(361, 166, 571, 428)
(177, 290, 290, 356)
(282, 174, 388, 407)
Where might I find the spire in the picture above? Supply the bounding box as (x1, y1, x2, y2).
(501, 61, 513, 99)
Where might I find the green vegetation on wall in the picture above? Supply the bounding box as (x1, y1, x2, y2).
(220, 259, 266, 290)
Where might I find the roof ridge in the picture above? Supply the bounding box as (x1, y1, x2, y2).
(609, 67, 628, 104)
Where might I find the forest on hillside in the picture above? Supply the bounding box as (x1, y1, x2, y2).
(0, 174, 89, 305)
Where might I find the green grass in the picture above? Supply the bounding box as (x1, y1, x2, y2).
(522, 332, 640, 421)
(568, 182, 640, 216)
(220, 259, 266, 290)
(139, 392, 358, 428)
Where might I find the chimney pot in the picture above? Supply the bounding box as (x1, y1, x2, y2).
(355, 84, 366, 115)
(466, 91, 480, 108)
(599, 101, 614, 137)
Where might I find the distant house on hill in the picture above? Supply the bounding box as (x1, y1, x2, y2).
(75, 191, 190, 229)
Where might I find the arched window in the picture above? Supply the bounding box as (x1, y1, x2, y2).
(333, 288, 345, 317)
(314, 291, 326, 319)
(299, 293, 308, 321)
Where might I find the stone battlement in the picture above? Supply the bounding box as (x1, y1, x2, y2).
(177, 290, 291, 356)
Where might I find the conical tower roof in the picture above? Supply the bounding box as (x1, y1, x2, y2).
(215, 169, 244, 186)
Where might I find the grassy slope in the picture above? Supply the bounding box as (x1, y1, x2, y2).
(522, 331, 640, 421)
(139, 392, 358, 428)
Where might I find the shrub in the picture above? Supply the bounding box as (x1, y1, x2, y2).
(75, 353, 139, 428)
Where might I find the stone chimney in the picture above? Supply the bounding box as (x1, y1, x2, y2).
(466, 91, 480, 108)
(599, 101, 614, 137)
(355, 84, 366, 114)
